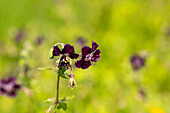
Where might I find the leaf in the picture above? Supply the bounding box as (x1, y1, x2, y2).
(60, 95, 75, 102)
(57, 102, 67, 111)
(57, 66, 68, 79)
(44, 97, 55, 103)
(37, 67, 54, 70)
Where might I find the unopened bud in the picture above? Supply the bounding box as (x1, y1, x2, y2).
(68, 74, 77, 89)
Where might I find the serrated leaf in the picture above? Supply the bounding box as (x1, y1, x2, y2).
(57, 102, 67, 111)
(37, 67, 54, 70)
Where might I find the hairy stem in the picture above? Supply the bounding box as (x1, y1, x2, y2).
(54, 74, 60, 112)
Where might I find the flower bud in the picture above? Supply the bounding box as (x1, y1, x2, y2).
(68, 74, 77, 89)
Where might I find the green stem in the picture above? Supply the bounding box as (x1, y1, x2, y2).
(54, 74, 60, 112)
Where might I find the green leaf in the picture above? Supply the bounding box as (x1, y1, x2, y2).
(44, 97, 55, 103)
(37, 67, 54, 70)
(57, 102, 67, 111)
(57, 66, 68, 79)
(60, 95, 75, 102)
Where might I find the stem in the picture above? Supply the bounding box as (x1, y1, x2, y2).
(54, 74, 60, 112)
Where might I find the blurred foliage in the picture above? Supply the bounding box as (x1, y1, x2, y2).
(0, 0, 170, 113)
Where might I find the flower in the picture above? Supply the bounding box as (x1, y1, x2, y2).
(35, 36, 45, 46)
(46, 109, 51, 113)
(150, 107, 165, 113)
(15, 29, 25, 43)
(139, 88, 146, 98)
(52, 44, 79, 67)
(76, 37, 86, 46)
(75, 41, 101, 69)
(0, 76, 21, 97)
(68, 74, 77, 89)
(130, 54, 145, 70)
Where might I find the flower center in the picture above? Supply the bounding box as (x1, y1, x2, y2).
(4, 83, 14, 92)
(85, 52, 95, 61)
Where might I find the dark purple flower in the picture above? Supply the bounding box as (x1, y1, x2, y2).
(58, 56, 70, 67)
(75, 41, 101, 69)
(0, 76, 21, 97)
(15, 29, 25, 43)
(139, 88, 146, 98)
(130, 54, 145, 70)
(76, 37, 86, 46)
(35, 36, 45, 46)
(52, 44, 79, 67)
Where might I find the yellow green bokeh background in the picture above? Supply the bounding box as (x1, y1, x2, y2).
(0, 0, 170, 113)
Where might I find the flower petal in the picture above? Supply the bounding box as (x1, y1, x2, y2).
(62, 44, 74, 54)
(69, 53, 79, 59)
(7, 77, 16, 83)
(93, 56, 100, 62)
(14, 84, 21, 90)
(81, 61, 91, 69)
(0, 79, 6, 85)
(130, 55, 145, 70)
(92, 41, 99, 52)
(53, 45, 61, 56)
(75, 58, 84, 68)
(92, 49, 101, 62)
(8, 91, 16, 97)
(81, 46, 91, 57)
(0, 88, 6, 95)
(94, 49, 101, 56)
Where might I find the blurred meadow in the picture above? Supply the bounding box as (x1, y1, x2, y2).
(0, 0, 170, 113)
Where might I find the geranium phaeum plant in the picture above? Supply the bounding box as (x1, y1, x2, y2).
(0, 76, 21, 97)
(39, 41, 101, 112)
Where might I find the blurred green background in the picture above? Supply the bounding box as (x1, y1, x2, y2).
(0, 0, 170, 113)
